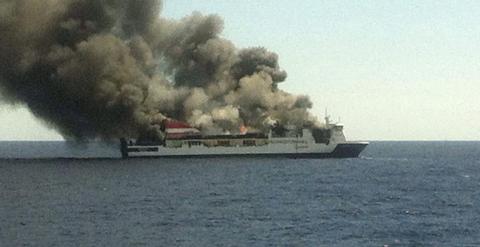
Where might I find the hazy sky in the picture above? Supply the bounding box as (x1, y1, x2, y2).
(1, 0, 480, 140)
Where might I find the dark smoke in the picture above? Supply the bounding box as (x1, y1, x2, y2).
(0, 0, 318, 140)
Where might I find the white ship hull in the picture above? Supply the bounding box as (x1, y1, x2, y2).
(121, 140, 368, 159)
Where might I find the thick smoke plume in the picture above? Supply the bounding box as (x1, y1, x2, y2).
(0, 0, 318, 140)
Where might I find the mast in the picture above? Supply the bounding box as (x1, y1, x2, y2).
(325, 108, 330, 126)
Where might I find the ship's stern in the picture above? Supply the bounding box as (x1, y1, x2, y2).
(120, 138, 129, 159)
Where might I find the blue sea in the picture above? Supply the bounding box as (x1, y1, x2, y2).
(1, 141, 479, 246)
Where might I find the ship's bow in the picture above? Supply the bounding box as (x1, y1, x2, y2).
(331, 142, 369, 158)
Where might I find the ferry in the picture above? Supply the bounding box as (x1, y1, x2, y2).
(120, 115, 368, 159)
(120, 116, 369, 158)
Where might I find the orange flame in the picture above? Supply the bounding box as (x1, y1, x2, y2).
(239, 125, 248, 135)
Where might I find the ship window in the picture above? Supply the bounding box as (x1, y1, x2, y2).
(128, 147, 159, 152)
(312, 128, 331, 144)
(243, 140, 256, 146)
(188, 141, 202, 146)
(217, 140, 230, 146)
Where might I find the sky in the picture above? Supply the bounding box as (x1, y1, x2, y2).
(1, 0, 480, 141)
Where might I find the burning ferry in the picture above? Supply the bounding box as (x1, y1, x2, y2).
(120, 115, 368, 158)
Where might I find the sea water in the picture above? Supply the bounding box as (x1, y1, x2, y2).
(1, 142, 479, 246)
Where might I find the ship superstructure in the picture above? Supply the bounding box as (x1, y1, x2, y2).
(120, 115, 368, 159)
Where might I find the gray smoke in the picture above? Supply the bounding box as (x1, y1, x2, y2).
(0, 0, 318, 140)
